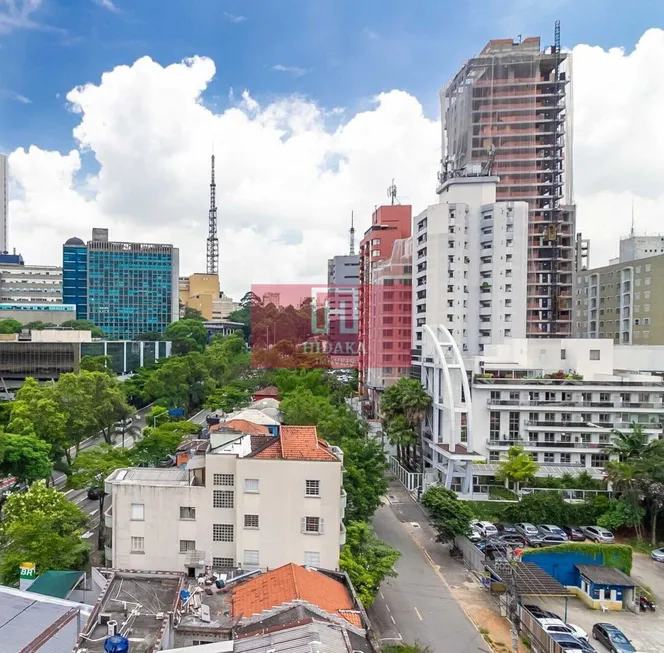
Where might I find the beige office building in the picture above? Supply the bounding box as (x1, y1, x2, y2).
(574, 253, 664, 345)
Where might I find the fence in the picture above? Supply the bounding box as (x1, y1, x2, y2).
(516, 604, 566, 653)
(388, 455, 422, 493)
(453, 535, 487, 575)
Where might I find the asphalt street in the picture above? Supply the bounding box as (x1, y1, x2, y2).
(371, 501, 490, 653)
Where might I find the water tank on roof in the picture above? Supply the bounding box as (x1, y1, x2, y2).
(104, 635, 129, 653)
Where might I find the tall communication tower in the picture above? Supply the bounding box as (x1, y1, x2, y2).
(206, 154, 219, 275)
(387, 179, 398, 206)
(349, 211, 355, 256)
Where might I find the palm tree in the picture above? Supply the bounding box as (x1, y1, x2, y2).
(609, 423, 648, 461)
(385, 415, 417, 468)
(496, 445, 539, 493)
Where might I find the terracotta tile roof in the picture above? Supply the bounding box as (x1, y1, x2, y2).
(254, 385, 280, 397)
(222, 419, 270, 436)
(248, 426, 339, 462)
(232, 563, 361, 627)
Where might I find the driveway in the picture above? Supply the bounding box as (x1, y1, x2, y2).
(631, 551, 664, 600)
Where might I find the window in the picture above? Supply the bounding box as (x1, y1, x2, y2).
(561, 349, 566, 360)
(509, 411, 519, 437)
(213, 490, 234, 508)
(193, 641, 213, 646)
(645, 304, 651, 312)
(304, 551, 321, 567)
(305, 480, 320, 496)
(243, 550, 259, 566)
(212, 557, 234, 568)
(180, 539, 196, 553)
(244, 514, 259, 529)
(213, 524, 234, 542)
(131, 536, 144, 553)
(213, 473, 234, 486)
(302, 516, 324, 534)
(489, 411, 500, 440)
(244, 478, 259, 493)
(131, 503, 144, 521)
(560, 453, 571, 464)
(180, 507, 196, 520)
(589, 349, 600, 360)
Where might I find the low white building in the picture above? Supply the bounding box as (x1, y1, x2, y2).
(413, 175, 528, 360)
(420, 327, 664, 494)
(105, 426, 346, 574)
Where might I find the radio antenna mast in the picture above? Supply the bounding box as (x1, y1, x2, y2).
(349, 211, 355, 255)
(206, 154, 219, 275)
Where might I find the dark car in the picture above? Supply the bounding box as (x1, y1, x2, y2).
(495, 522, 518, 533)
(562, 525, 586, 541)
(87, 485, 102, 500)
(551, 633, 596, 652)
(523, 604, 562, 621)
(493, 533, 527, 547)
(526, 533, 567, 548)
(591, 623, 636, 653)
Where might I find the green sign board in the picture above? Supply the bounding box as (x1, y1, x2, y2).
(19, 563, 35, 579)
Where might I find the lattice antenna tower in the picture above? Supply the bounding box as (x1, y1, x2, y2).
(387, 179, 399, 206)
(349, 211, 355, 256)
(206, 154, 219, 275)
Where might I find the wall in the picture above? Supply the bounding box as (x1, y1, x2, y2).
(0, 305, 76, 325)
(521, 549, 624, 588)
(180, 273, 220, 320)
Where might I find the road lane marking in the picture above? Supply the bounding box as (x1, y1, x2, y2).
(380, 592, 385, 599)
(414, 606, 423, 621)
(385, 603, 391, 612)
(90, 509, 99, 516)
(390, 615, 396, 624)
(64, 489, 75, 496)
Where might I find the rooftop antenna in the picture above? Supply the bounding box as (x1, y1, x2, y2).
(206, 153, 219, 276)
(387, 179, 398, 206)
(629, 198, 635, 237)
(349, 211, 355, 256)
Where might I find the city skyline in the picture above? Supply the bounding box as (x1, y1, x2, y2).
(1, 3, 664, 300)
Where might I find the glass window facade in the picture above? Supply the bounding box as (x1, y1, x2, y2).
(80, 340, 172, 374)
(62, 245, 88, 320)
(87, 245, 176, 340)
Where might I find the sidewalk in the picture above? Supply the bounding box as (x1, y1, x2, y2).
(386, 478, 529, 652)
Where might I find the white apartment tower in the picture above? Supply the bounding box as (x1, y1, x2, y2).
(0, 154, 7, 253)
(413, 175, 529, 358)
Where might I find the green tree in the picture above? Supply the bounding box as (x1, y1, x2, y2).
(421, 486, 474, 542)
(385, 414, 417, 468)
(130, 426, 183, 466)
(383, 645, 432, 653)
(134, 332, 162, 341)
(204, 385, 250, 412)
(339, 521, 400, 607)
(22, 320, 57, 330)
(0, 318, 22, 334)
(165, 319, 208, 355)
(609, 423, 649, 462)
(0, 431, 52, 484)
(183, 307, 204, 321)
(0, 482, 88, 584)
(496, 445, 539, 492)
(145, 405, 170, 428)
(597, 498, 645, 531)
(60, 319, 103, 338)
(79, 355, 113, 374)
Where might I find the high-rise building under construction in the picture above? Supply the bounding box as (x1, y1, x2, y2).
(440, 30, 575, 337)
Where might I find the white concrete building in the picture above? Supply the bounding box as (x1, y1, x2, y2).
(413, 176, 528, 360)
(0, 262, 63, 304)
(105, 426, 346, 574)
(0, 154, 7, 254)
(618, 233, 664, 263)
(420, 327, 664, 495)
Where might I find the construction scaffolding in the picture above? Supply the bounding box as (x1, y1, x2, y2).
(440, 27, 575, 338)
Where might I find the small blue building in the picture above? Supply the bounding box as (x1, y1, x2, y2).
(576, 565, 636, 610)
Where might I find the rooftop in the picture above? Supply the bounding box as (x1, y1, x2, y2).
(232, 563, 361, 628)
(228, 408, 280, 426)
(76, 570, 183, 653)
(254, 385, 280, 397)
(26, 570, 85, 600)
(248, 426, 340, 462)
(488, 562, 572, 597)
(576, 565, 636, 587)
(106, 467, 191, 487)
(221, 419, 270, 436)
(0, 584, 92, 653)
(249, 398, 281, 410)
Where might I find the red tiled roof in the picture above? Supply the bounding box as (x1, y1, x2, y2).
(222, 419, 270, 436)
(232, 563, 361, 627)
(254, 385, 280, 397)
(249, 426, 338, 461)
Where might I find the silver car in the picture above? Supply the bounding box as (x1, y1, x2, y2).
(651, 547, 664, 562)
(515, 522, 540, 538)
(581, 526, 615, 543)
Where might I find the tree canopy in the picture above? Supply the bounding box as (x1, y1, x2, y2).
(165, 318, 208, 355)
(421, 486, 474, 542)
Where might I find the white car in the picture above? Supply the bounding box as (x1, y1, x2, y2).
(539, 619, 588, 642)
(472, 521, 498, 537)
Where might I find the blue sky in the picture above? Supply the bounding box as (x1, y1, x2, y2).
(2, 0, 663, 155)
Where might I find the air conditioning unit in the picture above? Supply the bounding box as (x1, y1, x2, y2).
(98, 613, 112, 626)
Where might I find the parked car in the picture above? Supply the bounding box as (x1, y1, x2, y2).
(561, 525, 587, 541)
(550, 633, 596, 653)
(591, 623, 636, 653)
(650, 547, 664, 562)
(472, 521, 498, 537)
(537, 524, 568, 539)
(539, 619, 588, 642)
(493, 533, 527, 547)
(87, 485, 102, 500)
(582, 526, 615, 543)
(526, 533, 567, 548)
(467, 528, 482, 543)
(495, 522, 518, 533)
(523, 604, 562, 621)
(515, 522, 539, 537)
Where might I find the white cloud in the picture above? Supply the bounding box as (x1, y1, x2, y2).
(1, 89, 31, 103)
(7, 29, 664, 300)
(0, 0, 63, 33)
(93, 0, 118, 12)
(363, 27, 378, 40)
(272, 64, 311, 78)
(223, 11, 246, 23)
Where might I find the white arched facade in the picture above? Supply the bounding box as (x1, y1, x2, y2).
(421, 324, 484, 493)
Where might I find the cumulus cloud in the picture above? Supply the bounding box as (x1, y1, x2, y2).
(7, 56, 438, 298)
(272, 64, 311, 78)
(7, 29, 664, 299)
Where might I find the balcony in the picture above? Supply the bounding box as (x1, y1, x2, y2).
(104, 505, 113, 529)
(487, 399, 664, 409)
(487, 438, 611, 450)
(340, 522, 347, 547)
(525, 419, 664, 431)
(104, 544, 112, 565)
(340, 488, 347, 512)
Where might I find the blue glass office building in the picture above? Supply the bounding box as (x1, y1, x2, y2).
(62, 232, 179, 340)
(62, 237, 88, 320)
